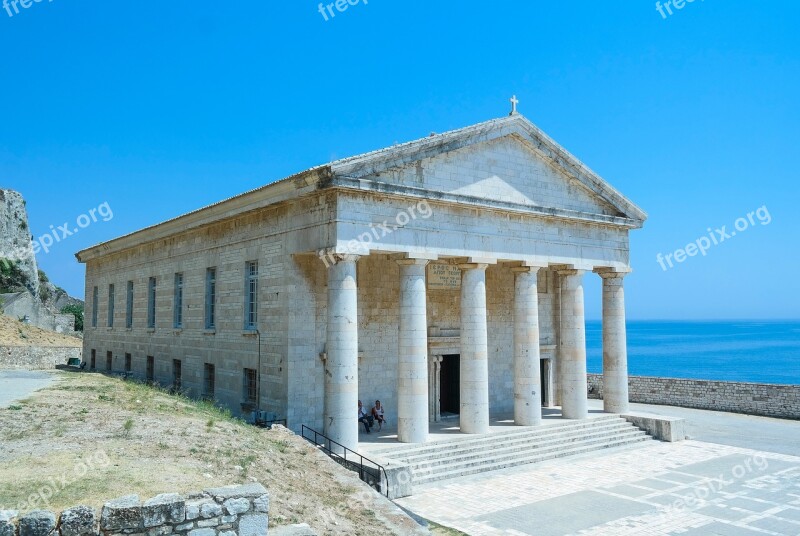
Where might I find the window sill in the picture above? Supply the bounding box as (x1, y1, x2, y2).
(106, 327, 114, 331)
(126, 328, 133, 332)
(203, 329, 216, 336)
(173, 329, 183, 335)
(242, 330, 258, 337)
(147, 328, 156, 334)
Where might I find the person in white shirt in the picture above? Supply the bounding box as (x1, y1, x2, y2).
(371, 400, 386, 431)
(358, 400, 371, 433)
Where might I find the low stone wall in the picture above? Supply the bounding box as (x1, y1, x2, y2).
(0, 346, 81, 370)
(588, 373, 800, 420)
(0, 483, 269, 536)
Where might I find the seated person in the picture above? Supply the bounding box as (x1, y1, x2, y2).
(358, 400, 372, 433)
(371, 400, 386, 431)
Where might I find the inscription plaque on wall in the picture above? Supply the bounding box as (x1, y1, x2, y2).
(428, 264, 461, 290)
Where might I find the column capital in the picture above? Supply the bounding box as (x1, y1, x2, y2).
(594, 267, 632, 279)
(458, 263, 489, 271)
(557, 268, 586, 277)
(319, 249, 360, 268)
(397, 258, 430, 267)
(511, 266, 543, 274)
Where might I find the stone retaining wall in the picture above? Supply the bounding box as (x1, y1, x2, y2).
(0, 483, 269, 536)
(0, 346, 81, 370)
(588, 373, 800, 420)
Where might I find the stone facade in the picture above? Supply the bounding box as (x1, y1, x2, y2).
(0, 345, 81, 370)
(0, 484, 268, 536)
(77, 114, 647, 449)
(588, 374, 800, 420)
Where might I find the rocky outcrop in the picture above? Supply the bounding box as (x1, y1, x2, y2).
(0, 188, 83, 333)
(0, 189, 39, 297)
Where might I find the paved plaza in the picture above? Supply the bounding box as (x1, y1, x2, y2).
(394, 403, 800, 535)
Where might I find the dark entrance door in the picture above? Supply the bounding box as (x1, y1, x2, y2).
(540, 359, 547, 406)
(440, 354, 460, 415)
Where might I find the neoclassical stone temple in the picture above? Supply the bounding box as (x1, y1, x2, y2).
(77, 112, 646, 451)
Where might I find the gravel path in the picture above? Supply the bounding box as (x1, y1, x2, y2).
(0, 370, 54, 407)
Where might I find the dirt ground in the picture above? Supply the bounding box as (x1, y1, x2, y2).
(0, 315, 82, 347)
(0, 371, 429, 535)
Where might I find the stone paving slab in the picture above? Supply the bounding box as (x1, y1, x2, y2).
(678, 521, 765, 535)
(395, 440, 800, 536)
(473, 490, 652, 536)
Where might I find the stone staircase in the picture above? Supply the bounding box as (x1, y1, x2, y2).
(378, 415, 651, 487)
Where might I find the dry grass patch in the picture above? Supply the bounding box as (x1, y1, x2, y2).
(0, 315, 81, 347)
(0, 372, 427, 536)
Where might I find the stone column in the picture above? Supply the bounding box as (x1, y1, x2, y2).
(397, 259, 429, 444)
(512, 267, 543, 426)
(598, 270, 630, 414)
(324, 254, 360, 452)
(557, 269, 588, 420)
(459, 263, 490, 434)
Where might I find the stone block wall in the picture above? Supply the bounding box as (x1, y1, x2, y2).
(0, 346, 81, 370)
(0, 484, 268, 536)
(588, 373, 800, 420)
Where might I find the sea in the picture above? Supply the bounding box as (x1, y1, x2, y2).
(585, 321, 800, 386)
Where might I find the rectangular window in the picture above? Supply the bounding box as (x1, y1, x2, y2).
(174, 273, 184, 329)
(243, 368, 257, 404)
(147, 277, 157, 329)
(126, 281, 134, 329)
(203, 363, 215, 399)
(107, 284, 115, 327)
(205, 268, 216, 330)
(124, 353, 132, 373)
(106, 351, 112, 372)
(146, 356, 154, 382)
(244, 261, 258, 330)
(172, 359, 182, 391)
(92, 286, 98, 328)
(90, 349, 96, 370)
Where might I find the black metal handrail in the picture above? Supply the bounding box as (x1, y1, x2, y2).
(301, 425, 389, 497)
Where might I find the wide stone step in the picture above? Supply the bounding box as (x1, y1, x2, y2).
(412, 434, 651, 486)
(398, 425, 646, 468)
(408, 427, 647, 476)
(393, 421, 636, 464)
(380, 415, 625, 459)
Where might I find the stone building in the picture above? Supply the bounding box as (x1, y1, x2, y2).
(76, 112, 646, 451)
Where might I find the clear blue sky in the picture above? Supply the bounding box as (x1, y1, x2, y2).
(1, 1, 797, 320)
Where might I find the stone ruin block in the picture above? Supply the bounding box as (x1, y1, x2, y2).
(59, 506, 96, 536)
(0, 511, 18, 536)
(101, 495, 143, 532)
(141, 494, 185, 528)
(19, 511, 56, 536)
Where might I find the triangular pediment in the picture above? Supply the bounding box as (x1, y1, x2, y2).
(329, 115, 646, 225)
